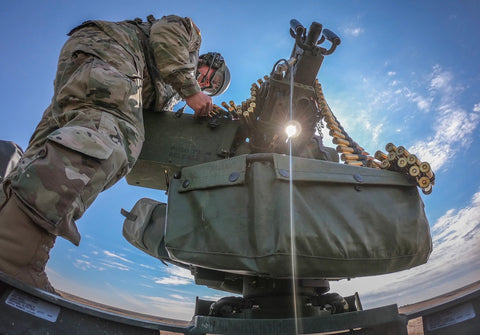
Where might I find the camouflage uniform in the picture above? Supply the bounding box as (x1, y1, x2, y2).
(4, 15, 202, 246)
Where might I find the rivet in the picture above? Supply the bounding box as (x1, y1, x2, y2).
(279, 169, 290, 178)
(229, 172, 239, 182)
(182, 179, 190, 188)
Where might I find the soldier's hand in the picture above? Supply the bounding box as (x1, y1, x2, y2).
(185, 92, 213, 118)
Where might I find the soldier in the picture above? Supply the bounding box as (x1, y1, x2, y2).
(0, 14, 230, 293)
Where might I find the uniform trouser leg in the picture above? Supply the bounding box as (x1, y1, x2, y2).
(4, 26, 143, 246)
(0, 26, 143, 291)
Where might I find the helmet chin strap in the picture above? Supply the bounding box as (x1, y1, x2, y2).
(199, 53, 219, 86)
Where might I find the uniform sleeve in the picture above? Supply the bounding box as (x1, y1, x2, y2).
(149, 15, 202, 98)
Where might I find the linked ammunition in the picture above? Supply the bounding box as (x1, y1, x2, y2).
(381, 160, 392, 169)
(366, 159, 382, 169)
(385, 143, 397, 153)
(417, 176, 431, 188)
(336, 145, 354, 153)
(419, 162, 435, 184)
(221, 101, 230, 110)
(396, 146, 410, 158)
(329, 129, 346, 139)
(327, 123, 343, 134)
(341, 153, 368, 161)
(387, 151, 397, 162)
(419, 162, 432, 175)
(409, 165, 421, 177)
(407, 154, 421, 166)
(345, 160, 364, 166)
(333, 137, 350, 146)
(374, 150, 388, 161)
(324, 116, 339, 127)
(397, 157, 408, 170)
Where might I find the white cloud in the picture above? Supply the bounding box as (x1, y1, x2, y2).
(331, 188, 480, 308)
(388, 71, 396, 76)
(430, 65, 453, 92)
(103, 250, 133, 263)
(154, 265, 193, 286)
(407, 66, 479, 171)
(343, 27, 363, 37)
(139, 264, 156, 270)
(171, 294, 187, 301)
(74, 259, 93, 271)
(100, 260, 130, 271)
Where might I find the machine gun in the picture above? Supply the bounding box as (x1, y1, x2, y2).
(211, 19, 341, 160)
(122, 19, 431, 333)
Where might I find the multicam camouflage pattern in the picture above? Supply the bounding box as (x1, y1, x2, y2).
(5, 15, 202, 245)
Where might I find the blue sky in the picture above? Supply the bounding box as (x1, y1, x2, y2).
(1, 0, 480, 321)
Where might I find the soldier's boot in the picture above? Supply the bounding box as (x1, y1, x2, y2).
(0, 195, 56, 293)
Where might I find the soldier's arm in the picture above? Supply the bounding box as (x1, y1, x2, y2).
(149, 15, 202, 99)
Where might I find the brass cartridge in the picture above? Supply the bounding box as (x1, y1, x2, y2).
(366, 159, 382, 169)
(396, 146, 410, 158)
(345, 160, 364, 166)
(374, 150, 388, 161)
(324, 116, 339, 127)
(417, 176, 431, 188)
(221, 101, 230, 110)
(381, 159, 392, 169)
(419, 162, 435, 184)
(387, 151, 398, 162)
(397, 157, 408, 169)
(385, 143, 397, 152)
(333, 138, 350, 146)
(327, 123, 343, 134)
(336, 145, 354, 153)
(419, 162, 432, 174)
(341, 153, 367, 161)
(407, 154, 421, 166)
(329, 129, 346, 139)
(409, 165, 421, 177)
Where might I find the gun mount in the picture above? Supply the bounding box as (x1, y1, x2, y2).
(122, 19, 431, 331)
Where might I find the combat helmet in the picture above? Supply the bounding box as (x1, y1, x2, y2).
(197, 52, 231, 96)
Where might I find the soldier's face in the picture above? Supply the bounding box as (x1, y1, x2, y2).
(198, 65, 222, 87)
(197, 65, 213, 89)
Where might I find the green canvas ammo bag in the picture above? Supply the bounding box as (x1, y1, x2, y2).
(164, 153, 432, 279)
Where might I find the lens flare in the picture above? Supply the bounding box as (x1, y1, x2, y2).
(285, 120, 302, 142)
